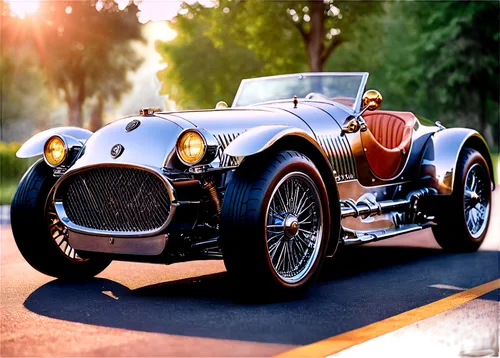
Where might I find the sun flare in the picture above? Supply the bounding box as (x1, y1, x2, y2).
(5, 0, 40, 19)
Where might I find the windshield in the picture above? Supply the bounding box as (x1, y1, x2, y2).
(233, 72, 368, 110)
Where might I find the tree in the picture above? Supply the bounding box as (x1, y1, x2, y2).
(156, 2, 270, 109)
(0, 45, 54, 139)
(221, 0, 382, 72)
(157, 0, 381, 108)
(1, 0, 145, 128)
(392, 2, 499, 146)
(325, 1, 499, 148)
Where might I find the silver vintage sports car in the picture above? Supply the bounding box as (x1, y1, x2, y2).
(12, 72, 495, 295)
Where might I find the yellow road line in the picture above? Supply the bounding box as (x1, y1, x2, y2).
(275, 278, 500, 358)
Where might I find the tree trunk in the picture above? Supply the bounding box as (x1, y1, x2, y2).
(89, 96, 104, 132)
(307, 0, 325, 72)
(67, 98, 83, 127)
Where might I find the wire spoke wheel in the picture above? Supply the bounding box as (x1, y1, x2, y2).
(266, 172, 323, 283)
(45, 187, 84, 261)
(463, 163, 490, 239)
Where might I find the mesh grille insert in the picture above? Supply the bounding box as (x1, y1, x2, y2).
(60, 167, 171, 232)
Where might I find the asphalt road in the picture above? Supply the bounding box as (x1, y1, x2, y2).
(1, 193, 498, 357)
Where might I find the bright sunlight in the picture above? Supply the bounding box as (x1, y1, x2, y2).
(5, 0, 217, 23)
(5, 0, 39, 19)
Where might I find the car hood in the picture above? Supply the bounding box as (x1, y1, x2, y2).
(69, 116, 184, 171)
(70, 103, 338, 172)
(155, 106, 314, 136)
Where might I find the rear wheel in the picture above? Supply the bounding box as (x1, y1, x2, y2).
(11, 160, 111, 279)
(432, 148, 492, 252)
(220, 150, 331, 296)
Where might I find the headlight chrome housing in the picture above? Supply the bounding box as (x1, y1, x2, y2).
(175, 129, 219, 166)
(43, 135, 68, 167)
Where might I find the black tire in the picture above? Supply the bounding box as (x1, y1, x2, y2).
(432, 148, 492, 252)
(220, 150, 331, 297)
(11, 160, 111, 279)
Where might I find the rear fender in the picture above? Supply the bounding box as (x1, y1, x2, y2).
(16, 127, 92, 158)
(420, 128, 495, 195)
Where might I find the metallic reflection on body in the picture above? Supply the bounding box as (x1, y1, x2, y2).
(15, 72, 496, 268)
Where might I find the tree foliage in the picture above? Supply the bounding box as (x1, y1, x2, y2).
(158, 1, 498, 148)
(1, 0, 145, 129)
(403, 1, 499, 144)
(157, 2, 266, 109)
(216, 0, 383, 72)
(157, 0, 382, 108)
(0, 57, 50, 142)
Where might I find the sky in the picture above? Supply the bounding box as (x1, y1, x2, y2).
(136, 0, 215, 23)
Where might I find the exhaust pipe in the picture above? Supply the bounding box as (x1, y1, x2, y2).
(340, 188, 436, 220)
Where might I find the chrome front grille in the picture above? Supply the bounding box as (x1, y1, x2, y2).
(58, 166, 171, 233)
(215, 133, 240, 166)
(318, 135, 357, 181)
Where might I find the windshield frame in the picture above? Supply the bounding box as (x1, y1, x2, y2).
(232, 72, 369, 112)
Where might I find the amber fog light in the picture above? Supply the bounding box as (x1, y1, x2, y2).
(43, 136, 67, 167)
(176, 130, 206, 165)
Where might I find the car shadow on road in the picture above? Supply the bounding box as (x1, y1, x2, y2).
(24, 245, 498, 345)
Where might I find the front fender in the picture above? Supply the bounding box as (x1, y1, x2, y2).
(16, 127, 92, 158)
(420, 128, 495, 195)
(224, 125, 318, 158)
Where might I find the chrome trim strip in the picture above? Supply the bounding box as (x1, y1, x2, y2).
(173, 200, 201, 205)
(343, 224, 422, 246)
(53, 163, 177, 238)
(215, 132, 240, 166)
(354, 73, 369, 112)
(318, 135, 357, 182)
(68, 231, 167, 256)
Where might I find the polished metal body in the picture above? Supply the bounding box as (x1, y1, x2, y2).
(16, 72, 495, 263)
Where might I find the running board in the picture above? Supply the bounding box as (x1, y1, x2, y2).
(342, 224, 425, 246)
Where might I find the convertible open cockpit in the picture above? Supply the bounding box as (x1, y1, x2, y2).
(11, 72, 494, 297)
(361, 110, 416, 179)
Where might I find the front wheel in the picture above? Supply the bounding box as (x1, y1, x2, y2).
(220, 150, 331, 296)
(432, 148, 492, 252)
(11, 160, 111, 279)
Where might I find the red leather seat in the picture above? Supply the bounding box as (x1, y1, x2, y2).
(360, 111, 416, 180)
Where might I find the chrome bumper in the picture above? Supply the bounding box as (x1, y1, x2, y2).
(68, 231, 168, 256)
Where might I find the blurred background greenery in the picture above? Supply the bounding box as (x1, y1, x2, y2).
(1, 0, 499, 204)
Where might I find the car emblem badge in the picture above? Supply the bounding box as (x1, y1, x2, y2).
(110, 144, 124, 159)
(126, 119, 141, 132)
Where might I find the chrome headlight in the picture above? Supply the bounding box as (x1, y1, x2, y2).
(43, 135, 67, 167)
(175, 129, 219, 166)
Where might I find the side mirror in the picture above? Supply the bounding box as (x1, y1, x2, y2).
(361, 90, 383, 111)
(215, 101, 228, 109)
(341, 89, 383, 136)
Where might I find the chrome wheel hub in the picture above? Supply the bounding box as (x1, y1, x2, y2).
(46, 187, 84, 261)
(464, 163, 490, 239)
(266, 172, 323, 283)
(284, 215, 299, 237)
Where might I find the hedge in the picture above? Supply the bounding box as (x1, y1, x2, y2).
(0, 142, 35, 183)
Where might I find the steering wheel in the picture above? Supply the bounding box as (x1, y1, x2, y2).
(305, 92, 329, 100)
